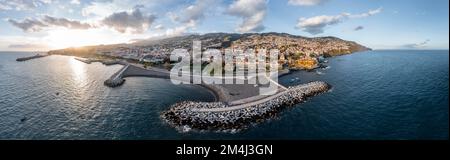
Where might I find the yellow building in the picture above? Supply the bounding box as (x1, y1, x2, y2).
(291, 57, 318, 70)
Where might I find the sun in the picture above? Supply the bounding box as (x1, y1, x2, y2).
(46, 28, 95, 49)
(45, 28, 126, 50)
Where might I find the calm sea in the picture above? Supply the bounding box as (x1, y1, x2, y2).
(0, 50, 448, 140)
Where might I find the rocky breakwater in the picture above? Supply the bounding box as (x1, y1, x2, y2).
(161, 81, 331, 132)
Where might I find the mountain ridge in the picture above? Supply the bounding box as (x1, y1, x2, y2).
(48, 32, 371, 57)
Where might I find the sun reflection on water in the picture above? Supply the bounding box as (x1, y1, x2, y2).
(69, 58, 86, 82)
(69, 58, 88, 89)
(67, 57, 92, 115)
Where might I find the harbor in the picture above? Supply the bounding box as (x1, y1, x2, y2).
(72, 56, 332, 131)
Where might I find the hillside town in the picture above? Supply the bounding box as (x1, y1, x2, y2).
(48, 33, 370, 71)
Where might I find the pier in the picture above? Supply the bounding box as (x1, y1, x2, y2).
(104, 63, 171, 87)
(16, 54, 47, 62)
(73, 57, 160, 87)
(74, 57, 121, 65)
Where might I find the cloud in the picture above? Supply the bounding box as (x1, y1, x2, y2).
(42, 15, 93, 29)
(82, 1, 117, 17)
(296, 7, 382, 35)
(8, 5, 157, 34)
(81, 0, 167, 18)
(288, 0, 328, 6)
(227, 0, 267, 33)
(154, 24, 164, 30)
(0, 0, 52, 11)
(296, 14, 346, 35)
(8, 18, 49, 32)
(164, 0, 216, 36)
(8, 43, 48, 49)
(70, 0, 80, 5)
(354, 26, 364, 31)
(8, 15, 94, 32)
(181, 0, 215, 24)
(403, 39, 430, 49)
(165, 20, 196, 37)
(349, 7, 383, 18)
(101, 7, 156, 34)
(167, 12, 180, 22)
(81, 0, 149, 18)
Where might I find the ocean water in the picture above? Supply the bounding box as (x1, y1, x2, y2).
(0, 50, 448, 140)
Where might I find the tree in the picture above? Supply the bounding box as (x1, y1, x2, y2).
(291, 52, 304, 60)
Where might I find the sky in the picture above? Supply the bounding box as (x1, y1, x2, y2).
(0, 0, 448, 51)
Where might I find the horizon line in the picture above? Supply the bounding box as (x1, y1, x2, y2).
(1, 49, 449, 53)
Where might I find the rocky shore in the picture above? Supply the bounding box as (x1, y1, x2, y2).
(161, 81, 331, 131)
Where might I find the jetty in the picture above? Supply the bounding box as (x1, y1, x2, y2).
(104, 64, 170, 87)
(73, 57, 170, 87)
(74, 57, 121, 65)
(74, 57, 123, 66)
(16, 54, 47, 62)
(161, 81, 331, 131)
(74, 57, 93, 64)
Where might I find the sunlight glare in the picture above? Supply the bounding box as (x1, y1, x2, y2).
(45, 28, 127, 49)
(69, 58, 86, 82)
